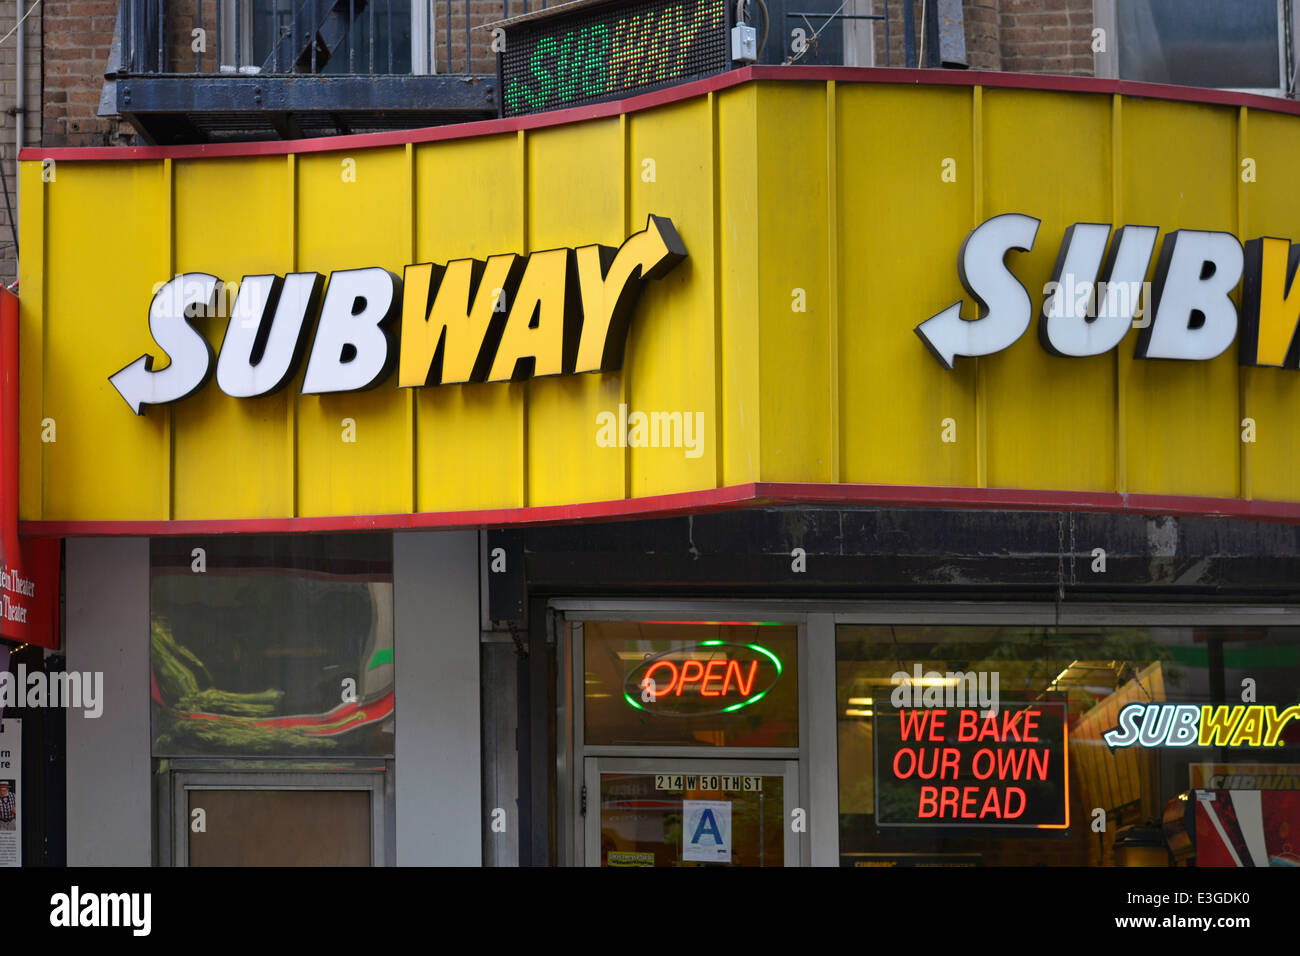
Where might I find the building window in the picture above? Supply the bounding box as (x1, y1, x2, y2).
(150, 534, 394, 758)
(220, 0, 418, 74)
(837, 624, 1300, 866)
(1097, 0, 1292, 94)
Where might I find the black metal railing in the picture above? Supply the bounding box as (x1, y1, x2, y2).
(117, 0, 566, 76)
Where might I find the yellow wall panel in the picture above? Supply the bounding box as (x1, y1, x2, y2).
(981, 90, 1115, 492)
(41, 162, 170, 520)
(524, 119, 626, 507)
(755, 82, 831, 483)
(172, 156, 294, 519)
(295, 147, 413, 516)
(627, 97, 720, 496)
(717, 85, 761, 487)
(413, 134, 526, 511)
(1238, 109, 1300, 502)
(836, 84, 977, 487)
(1119, 100, 1240, 498)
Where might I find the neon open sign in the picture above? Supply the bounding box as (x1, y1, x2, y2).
(623, 641, 782, 716)
(499, 0, 730, 117)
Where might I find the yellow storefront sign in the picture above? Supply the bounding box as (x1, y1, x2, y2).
(17, 70, 1300, 527)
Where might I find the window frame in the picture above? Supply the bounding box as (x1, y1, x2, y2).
(218, 0, 435, 74)
(1093, 0, 1294, 96)
(160, 765, 391, 866)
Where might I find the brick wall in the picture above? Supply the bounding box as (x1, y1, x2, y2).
(873, 0, 1096, 75)
(442, 0, 511, 75)
(998, 0, 1094, 76)
(42, 0, 132, 147)
(964, 0, 1001, 69)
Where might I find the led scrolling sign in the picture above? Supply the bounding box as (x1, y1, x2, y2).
(499, 0, 730, 117)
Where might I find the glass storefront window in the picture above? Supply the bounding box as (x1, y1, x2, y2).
(837, 624, 1300, 866)
(150, 534, 394, 758)
(582, 621, 798, 748)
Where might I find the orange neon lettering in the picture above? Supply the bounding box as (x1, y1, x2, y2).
(724, 659, 759, 697)
(700, 659, 726, 696)
(643, 660, 678, 697)
(676, 659, 704, 695)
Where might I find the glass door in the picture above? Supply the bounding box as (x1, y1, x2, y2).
(584, 758, 799, 867)
(563, 616, 808, 866)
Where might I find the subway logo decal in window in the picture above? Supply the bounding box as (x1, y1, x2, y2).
(1103, 703, 1300, 748)
(624, 641, 783, 716)
(108, 216, 686, 415)
(916, 214, 1300, 370)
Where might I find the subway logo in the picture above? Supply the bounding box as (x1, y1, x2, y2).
(109, 216, 685, 415)
(1103, 702, 1300, 749)
(916, 214, 1300, 370)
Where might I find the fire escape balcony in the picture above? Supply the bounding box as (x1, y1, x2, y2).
(103, 1, 511, 144)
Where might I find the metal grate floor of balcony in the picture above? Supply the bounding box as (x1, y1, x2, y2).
(113, 73, 500, 144)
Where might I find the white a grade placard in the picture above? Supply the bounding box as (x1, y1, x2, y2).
(682, 799, 731, 862)
(0, 719, 20, 866)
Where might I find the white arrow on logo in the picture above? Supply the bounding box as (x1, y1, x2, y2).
(109, 274, 221, 415)
(915, 213, 1041, 369)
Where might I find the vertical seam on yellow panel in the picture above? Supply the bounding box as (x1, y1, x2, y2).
(749, 85, 760, 483)
(406, 142, 418, 513)
(287, 153, 299, 517)
(620, 112, 632, 500)
(36, 161, 47, 520)
(826, 81, 840, 485)
(972, 86, 987, 489)
(164, 158, 175, 520)
(519, 129, 530, 506)
(1112, 93, 1127, 496)
(709, 90, 725, 490)
(1237, 106, 1251, 501)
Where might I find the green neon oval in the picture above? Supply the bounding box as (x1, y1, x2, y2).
(622, 641, 782, 716)
(747, 642, 782, 675)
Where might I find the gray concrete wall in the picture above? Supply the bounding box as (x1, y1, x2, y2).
(64, 536, 151, 866)
(480, 639, 519, 866)
(394, 530, 481, 865)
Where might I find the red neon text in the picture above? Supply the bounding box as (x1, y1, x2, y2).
(642, 659, 760, 697)
(917, 785, 1027, 819)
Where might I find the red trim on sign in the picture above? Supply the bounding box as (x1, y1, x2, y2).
(2, 290, 61, 649)
(17, 482, 1300, 537)
(1, 289, 16, 557)
(22, 66, 1300, 163)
